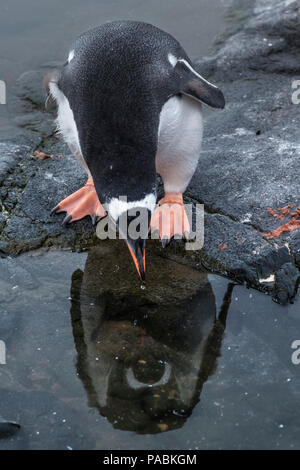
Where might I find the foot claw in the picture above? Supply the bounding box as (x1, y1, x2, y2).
(62, 214, 72, 227)
(183, 230, 190, 242)
(161, 237, 170, 248)
(91, 214, 101, 226)
(50, 205, 60, 216)
(51, 178, 106, 226)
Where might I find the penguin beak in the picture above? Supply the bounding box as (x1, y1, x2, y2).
(126, 237, 146, 281)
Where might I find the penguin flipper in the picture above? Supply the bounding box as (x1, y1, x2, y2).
(175, 59, 225, 109)
(43, 69, 60, 110)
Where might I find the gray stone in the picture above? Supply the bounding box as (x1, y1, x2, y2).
(190, 0, 300, 302)
(274, 263, 300, 305)
(15, 70, 48, 110)
(0, 141, 33, 184)
(14, 111, 54, 137)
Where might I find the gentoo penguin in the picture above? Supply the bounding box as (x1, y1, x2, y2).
(45, 20, 225, 280)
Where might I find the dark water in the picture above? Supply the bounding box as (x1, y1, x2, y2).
(0, 244, 299, 450)
(0, 0, 300, 451)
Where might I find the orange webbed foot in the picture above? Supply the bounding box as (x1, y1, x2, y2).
(150, 193, 190, 247)
(51, 178, 107, 226)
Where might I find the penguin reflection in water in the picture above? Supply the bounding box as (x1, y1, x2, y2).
(70, 242, 233, 434)
(46, 21, 225, 279)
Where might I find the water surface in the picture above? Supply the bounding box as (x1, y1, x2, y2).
(0, 245, 299, 450)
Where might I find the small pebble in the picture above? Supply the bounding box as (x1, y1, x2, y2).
(157, 423, 168, 432)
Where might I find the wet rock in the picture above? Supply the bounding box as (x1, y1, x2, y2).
(287, 230, 300, 267)
(3, 66, 57, 143)
(15, 70, 49, 110)
(274, 263, 300, 305)
(198, 213, 292, 285)
(197, 0, 300, 81)
(190, 0, 300, 301)
(0, 145, 97, 255)
(0, 0, 299, 303)
(0, 141, 33, 184)
(14, 112, 54, 137)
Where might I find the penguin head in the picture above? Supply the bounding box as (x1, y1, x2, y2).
(106, 194, 156, 281)
(89, 144, 157, 281)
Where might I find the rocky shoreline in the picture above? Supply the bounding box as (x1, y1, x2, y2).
(0, 0, 299, 304)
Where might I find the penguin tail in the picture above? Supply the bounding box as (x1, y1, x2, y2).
(176, 59, 225, 109)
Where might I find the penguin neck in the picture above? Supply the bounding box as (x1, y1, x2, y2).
(106, 192, 156, 222)
(84, 142, 158, 221)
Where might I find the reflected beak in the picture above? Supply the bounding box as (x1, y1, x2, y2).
(126, 237, 146, 281)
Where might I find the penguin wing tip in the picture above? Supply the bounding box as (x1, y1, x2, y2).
(217, 91, 226, 109)
(43, 69, 61, 110)
(42, 69, 60, 94)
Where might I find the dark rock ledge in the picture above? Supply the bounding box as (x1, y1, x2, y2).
(0, 0, 299, 304)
